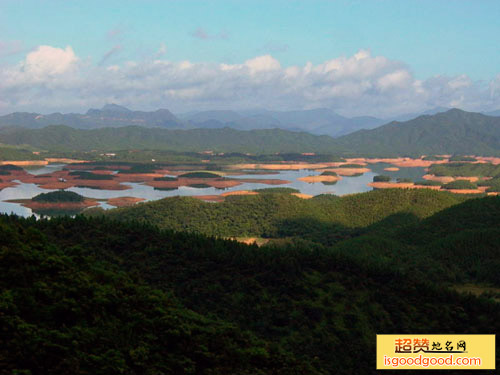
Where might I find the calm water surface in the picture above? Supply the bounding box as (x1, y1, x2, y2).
(0, 164, 425, 217)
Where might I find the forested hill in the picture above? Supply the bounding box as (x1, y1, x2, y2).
(93, 189, 468, 239)
(0, 125, 340, 153)
(1, 193, 499, 374)
(336, 108, 500, 156)
(88, 189, 500, 286)
(1, 109, 499, 155)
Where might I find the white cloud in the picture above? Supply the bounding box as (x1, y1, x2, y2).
(23, 45, 78, 78)
(245, 55, 281, 73)
(377, 70, 412, 91)
(0, 46, 499, 117)
(447, 74, 472, 89)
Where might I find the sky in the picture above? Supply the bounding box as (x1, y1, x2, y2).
(0, 0, 499, 117)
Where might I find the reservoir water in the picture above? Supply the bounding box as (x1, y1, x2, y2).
(0, 164, 426, 217)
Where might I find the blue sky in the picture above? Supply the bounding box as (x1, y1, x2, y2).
(2, 0, 499, 79)
(0, 0, 499, 115)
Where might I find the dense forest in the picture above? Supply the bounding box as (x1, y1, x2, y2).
(336, 109, 500, 156)
(87, 189, 499, 286)
(441, 180, 478, 190)
(1, 193, 499, 374)
(0, 125, 341, 154)
(88, 189, 470, 241)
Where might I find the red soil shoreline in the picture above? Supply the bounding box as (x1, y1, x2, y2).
(13, 199, 99, 211)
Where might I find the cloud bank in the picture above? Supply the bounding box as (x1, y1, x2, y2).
(1, 45, 499, 117)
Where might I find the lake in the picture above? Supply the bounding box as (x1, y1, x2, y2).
(0, 163, 427, 217)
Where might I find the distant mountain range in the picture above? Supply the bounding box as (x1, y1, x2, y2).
(1, 108, 499, 156)
(484, 109, 500, 117)
(0, 104, 185, 130)
(4, 104, 496, 137)
(178, 108, 386, 136)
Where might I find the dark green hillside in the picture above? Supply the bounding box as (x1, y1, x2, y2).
(0, 145, 43, 161)
(32, 190, 84, 202)
(2, 211, 498, 374)
(480, 178, 500, 192)
(429, 162, 500, 177)
(0, 125, 342, 154)
(0, 164, 23, 171)
(91, 189, 468, 241)
(373, 175, 391, 182)
(86, 188, 499, 288)
(178, 171, 221, 178)
(1, 218, 296, 375)
(448, 155, 477, 162)
(406, 197, 500, 284)
(402, 196, 500, 244)
(442, 180, 477, 190)
(337, 109, 500, 156)
(334, 196, 500, 286)
(253, 187, 300, 194)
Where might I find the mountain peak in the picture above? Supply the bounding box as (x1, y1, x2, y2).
(444, 108, 466, 114)
(101, 103, 131, 112)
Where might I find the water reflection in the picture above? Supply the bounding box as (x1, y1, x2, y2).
(0, 163, 426, 217)
(24, 164, 66, 175)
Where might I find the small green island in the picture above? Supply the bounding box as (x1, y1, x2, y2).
(11, 190, 96, 217)
(32, 190, 85, 202)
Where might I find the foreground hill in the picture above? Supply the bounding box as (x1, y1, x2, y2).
(91, 189, 468, 241)
(337, 108, 500, 155)
(1, 193, 499, 374)
(89, 189, 500, 287)
(334, 195, 500, 286)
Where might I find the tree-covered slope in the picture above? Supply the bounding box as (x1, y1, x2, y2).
(0, 217, 313, 375)
(92, 189, 469, 240)
(1, 211, 498, 374)
(0, 145, 42, 161)
(0, 125, 341, 153)
(337, 109, 500, 156)
(333, 196, 500, 286)
(1, 109, 499, 156)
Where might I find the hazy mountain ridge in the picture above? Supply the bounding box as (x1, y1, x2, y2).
(2, 104, 499, 138)
(0, 104, 186, 130)
(1, 108, 499, 156)
(180, 108, 386, 136)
